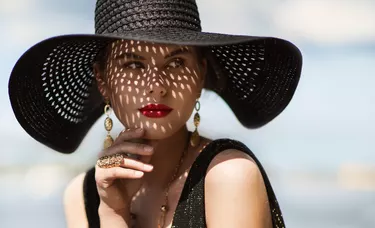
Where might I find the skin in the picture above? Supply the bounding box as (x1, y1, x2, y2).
(96, 40, 203, 139)
(63, 40, 272, 228)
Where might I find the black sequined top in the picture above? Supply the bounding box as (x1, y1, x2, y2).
(83, 139, 285, 227)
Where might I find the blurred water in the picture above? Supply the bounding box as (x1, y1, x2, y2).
(1, 0, 375, 228)
(1, 46, 374, 228)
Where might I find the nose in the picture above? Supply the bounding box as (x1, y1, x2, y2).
(147, 81, 167, 97)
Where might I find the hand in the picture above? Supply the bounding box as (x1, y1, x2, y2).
(95, 128, 154, 214)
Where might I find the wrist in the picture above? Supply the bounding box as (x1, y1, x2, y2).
(99, 202, 130, 216)
(99, 202, 131, 226)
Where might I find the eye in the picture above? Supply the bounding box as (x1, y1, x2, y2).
(167, 58, 185, 69)
(123, 61, 144, 69)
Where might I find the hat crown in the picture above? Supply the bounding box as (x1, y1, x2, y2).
(94, 0, 202, 34)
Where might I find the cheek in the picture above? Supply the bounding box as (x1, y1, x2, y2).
(168, 70, 200, 118)
(107, 67, 142, 92)
(168, 67, 201, 93)
(105, 71, 145, 117)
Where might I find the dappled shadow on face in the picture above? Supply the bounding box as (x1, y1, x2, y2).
(100, 39, 204, 138)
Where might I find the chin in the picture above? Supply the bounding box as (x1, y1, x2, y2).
(142, 124, 183, 140)
(119, 112, 190, 139)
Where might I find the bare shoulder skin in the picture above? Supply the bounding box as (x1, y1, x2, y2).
(205, 149, 272, 228)
(64, 173, 88, 228)
(62, 145, 272, 228)
(63, 38, 273, 227)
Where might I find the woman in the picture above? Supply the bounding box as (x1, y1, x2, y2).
(8, 0, 302, 227)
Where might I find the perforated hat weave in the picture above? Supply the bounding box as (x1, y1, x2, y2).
(8, 0, 302, 153)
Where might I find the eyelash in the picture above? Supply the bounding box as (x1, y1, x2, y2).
(121, 58, 185, 70)
(166, 58, 185, 69)
(123, 61, 145, 69)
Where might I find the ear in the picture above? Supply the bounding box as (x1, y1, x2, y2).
(93, 62, 109, 100)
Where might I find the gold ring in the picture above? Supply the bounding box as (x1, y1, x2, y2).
(97, 154, 124, 168)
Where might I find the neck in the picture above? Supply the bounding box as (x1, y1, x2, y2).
(144, 126, 190, 188)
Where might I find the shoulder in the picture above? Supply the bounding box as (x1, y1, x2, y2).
(204, 148, 272, 227)
(63, 172, 89, 228)
(205, 148, 261, 188)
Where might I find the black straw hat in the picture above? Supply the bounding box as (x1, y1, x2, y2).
(8, 0, 302, 153)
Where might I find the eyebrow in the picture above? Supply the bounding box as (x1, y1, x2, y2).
(115, 47, 192, 60)
(116, 53, 146, 60)
(164, 47, 192, 59)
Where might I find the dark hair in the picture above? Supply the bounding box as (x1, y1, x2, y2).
(95, 44, 110, 72)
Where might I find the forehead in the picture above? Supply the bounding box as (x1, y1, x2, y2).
(109, 39, 193, 56)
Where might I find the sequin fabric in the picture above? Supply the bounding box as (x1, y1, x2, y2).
(83, 139, 285, 227)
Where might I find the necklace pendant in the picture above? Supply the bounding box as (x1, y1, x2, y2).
(160, 205, 168, 212)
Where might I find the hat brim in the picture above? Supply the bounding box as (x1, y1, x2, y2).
(9, 28, 302, 153)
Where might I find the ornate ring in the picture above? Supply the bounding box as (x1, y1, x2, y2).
(97, 154, 124, 168)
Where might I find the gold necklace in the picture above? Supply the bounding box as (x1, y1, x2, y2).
(130, 134, 191, 228)
(157, 141, 188, 228)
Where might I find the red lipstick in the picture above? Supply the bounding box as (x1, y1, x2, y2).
(139, 104, 173, 118)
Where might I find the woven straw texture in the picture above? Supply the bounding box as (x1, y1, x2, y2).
(8, 0, 302, 153)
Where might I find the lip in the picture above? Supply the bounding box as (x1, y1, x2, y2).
(139, 104, 173, 118)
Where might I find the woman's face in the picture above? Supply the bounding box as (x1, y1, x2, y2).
(94, 40, 206, 139)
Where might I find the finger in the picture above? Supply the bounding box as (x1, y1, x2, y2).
(122, 157, 154, 172)
(113, 128, 145, 145)
(96, 166, 144, 185)
(139, 155, 152, 164)
(98, 142, 154, 158)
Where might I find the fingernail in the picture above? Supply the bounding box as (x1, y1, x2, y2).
(136, 128, 143, 133)
(135, 171, 144, 177)
(144, 164, 154, 171)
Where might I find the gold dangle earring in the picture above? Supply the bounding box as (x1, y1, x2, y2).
(103, 102, 114, 149)
(190, 98, 201, 147)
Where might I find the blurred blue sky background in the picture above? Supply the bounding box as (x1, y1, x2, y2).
(1, 0, 375, 227)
